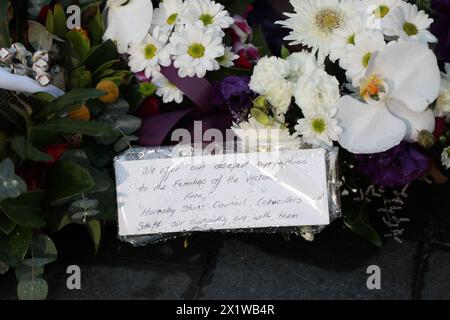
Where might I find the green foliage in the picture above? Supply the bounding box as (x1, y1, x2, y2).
(343, 202, 382, 248)
(0, 191, 46, 229)
(0, 1, 11, 48)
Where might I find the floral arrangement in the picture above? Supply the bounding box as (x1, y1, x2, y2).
(0, 0, 449, 299)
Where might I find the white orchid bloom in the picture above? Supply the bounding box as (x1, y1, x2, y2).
(336, 41, 440, 154)
(103, 0, 153, 54)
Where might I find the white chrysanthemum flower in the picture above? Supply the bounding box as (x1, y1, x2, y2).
(277, 0, 359, 63)
(340, 30, 386, 87)
(152, 0, 186, 31)
(218, 47, 239, 68)
(329, 14, 365, 62)
(127, 26, 172, 78)
(169, 23, 225, 78)
(285, 51, 323, 84)
(181, 0, 234, 29)
(249, 56, 292, 114)
(435, 64, 450, 117)
(383, 2, 437, 44)
(363, 0, 402, 32)
(151, 73, 184, 104)
(233, 117, 297, 151)
(294, 68, 340, 114)
(295, 108, 343, 147)
(442, 147, 450, 169)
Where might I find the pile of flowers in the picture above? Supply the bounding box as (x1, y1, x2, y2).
(0, 0, 449, 299)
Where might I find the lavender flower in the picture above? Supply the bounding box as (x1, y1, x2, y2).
(216, 76, 254, 122)
(356, 142, 429, 187)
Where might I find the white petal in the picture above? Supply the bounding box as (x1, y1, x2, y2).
(371, 41, 441, 113)
(336, 95, 406, 154)
(103, 0, 153, 54)
(387, 99, 435, 142)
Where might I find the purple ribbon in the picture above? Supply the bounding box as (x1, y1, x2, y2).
(161, 64, 212, 113)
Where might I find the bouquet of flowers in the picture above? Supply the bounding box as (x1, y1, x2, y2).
(0, 0, 449, 299)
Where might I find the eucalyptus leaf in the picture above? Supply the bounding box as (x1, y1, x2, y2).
(28, 21, 53, 51)
(17, 278, 48, 300)
(0, 259, 9, 274)
(0, 158, 27, 202)
(15, 264, 45, 281)
(23, 234, 57, 267)
(0, 226, 33, 268)
(0, 211, 16, 235)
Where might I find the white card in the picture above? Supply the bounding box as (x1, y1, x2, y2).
(115, 149, 330, 236)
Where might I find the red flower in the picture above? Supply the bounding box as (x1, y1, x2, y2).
(44, 143, 69, 165)
(137, 97, 160, 119)
(434, 117, 447, 140)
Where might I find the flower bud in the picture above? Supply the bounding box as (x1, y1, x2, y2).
(253, 96, 268, 110)
(417, 130, 435, 149)
(250, 108, 273, 126)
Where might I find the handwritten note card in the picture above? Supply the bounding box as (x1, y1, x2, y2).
(115, 149, 330, 236)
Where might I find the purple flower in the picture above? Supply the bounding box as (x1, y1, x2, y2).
(218, 76, 254, 122)
(431, 0, 450, 63)
(355, 142, 429, 187)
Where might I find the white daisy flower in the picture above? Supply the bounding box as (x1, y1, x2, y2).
(442, 147, 450, 169)
(294, 68, 340, 114)
(233, 117, 297, 151)
(127, 26, 171, 79)
(363, 0, 402, 32)
(340, 30, 386, 87)
(169, 22, 225, 78)
(435, 64, 450, 117)
(383, 2, 437, 44)
(182, 0, 234, 29)
(152, 0, 186, 31)
(151, 73, 184, 104)
(295, 108, 343, 147)
(249, 56, 292, 115)
(329, 14, 366, 62)
(285, 51, 323, 84)
(277, 0, 359, 63)
(217, 47, 239, 68)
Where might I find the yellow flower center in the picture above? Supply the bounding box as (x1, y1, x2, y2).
(167, 13, 178, 25)
(188, 43, 205, 58)
(373, 5, 390, 18)
(362, 52, 372, 68)
(403, 22, 418, 36)
(199, 14, 214, 26)
(314, 9, 342, 34)
(360, 75, 386, 102)
(347, 34, 355, 45)
(312, 118, 326, 133)
(144, 44, 158, 59)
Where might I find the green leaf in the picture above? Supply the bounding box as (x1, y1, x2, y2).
(0, 259, 9, 274)
(87, 219, 101, 253)
(85, 40, 119, 72)
(343, 202, 382, 248)
(47, 210, 72, 233)
(47, 160, 95, 203)
(45, 9, 54, 33)
(17, 278, 48, 300)
(15, 264, 44, 281)
(0, 1, 11, 48)
(52, 3, 68, 38)
(0, 191, 46, 228)
(28, 21, 53, 51)
(0, 211, 16, 234)
(281, 45, 291, 59)
(66, 29, 91, 69)
(69, 70, 93, 89)
(10, 136, 52, 162)
(37, 88, 105, 118)
(28, 127, 60, 148)
(252, 26, 271, 56)
(88, 8, 104, 46)
(0, 226, 33, 267)
(39, 118, 119, 138)
(92, 60, 120, 79)
(23, 234, 57, 267)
